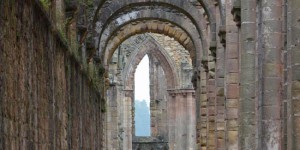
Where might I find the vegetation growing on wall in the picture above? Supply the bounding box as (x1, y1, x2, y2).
(36, 0, 104, 95)
(64, 0, 93, 8)
(40, 0, 50, 10)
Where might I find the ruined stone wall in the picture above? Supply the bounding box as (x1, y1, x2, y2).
(132, 137, 168, 150)
(0, 1, 104, 149)
(149, 33, 192, 69)
(287, 0, 300, 149)
(149, 33, 193, 89)
(106, 33, 195, 149)
(3, 0, 300, 149)
(149, 57, 168, 139)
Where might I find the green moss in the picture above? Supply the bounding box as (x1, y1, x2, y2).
(47, 0, 104, 100)
(98, 66, 105, 76)
(101, 98, 106, 112)
(40, 0, 50, 10)
(77, 0, 94, 7)
(58, 29, 68, 45)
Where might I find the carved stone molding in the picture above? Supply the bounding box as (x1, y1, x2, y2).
(201, 59, 209, 73)
(218, 25, 226, 47)
(231, 0, 241, 27)
(168, 89, 195, 96)
(191, 71, 198, 89)
(167, 89, 177, 97)
(209, 41, 217, 61)
(124, 89, 134, 97)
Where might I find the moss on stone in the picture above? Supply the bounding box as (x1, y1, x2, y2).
(40, 0, 50, 11)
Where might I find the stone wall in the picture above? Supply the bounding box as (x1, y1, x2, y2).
(2, 0, 300, 149)
(0, 1, 104, 149)
(149, 56, 168, 139)
(132, 137, 169, 150)
(149, 33, 193, 89)
(106, 33, 196, 149)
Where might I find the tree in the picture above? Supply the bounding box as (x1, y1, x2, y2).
(135, 100, 150, 136)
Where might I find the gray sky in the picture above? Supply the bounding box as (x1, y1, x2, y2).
(134, 55, 150, 106)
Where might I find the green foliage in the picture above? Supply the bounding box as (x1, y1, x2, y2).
(78, 0, 94, 7)
(65, 17, 73, 26)
(86, 63, 103, 92)
(98, 66, 105, 76)
(135, 100, 151, 136)
(101, 98, 106, 112)
(64, 0, 93, 8)
(53, 0, 103, 103)
(40, 0, 50, 10)
(58, 29, 68, 45)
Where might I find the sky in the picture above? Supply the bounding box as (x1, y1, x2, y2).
(134, 55, 150, 106)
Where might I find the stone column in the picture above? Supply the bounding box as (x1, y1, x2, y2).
(150, 62, 168, 139)
(170, 89, 196, 150)
(150, 59, 159, 137)
(259, 0, 283, 149)
(182, 92, 188, 149)
(186, 91, 196, 150)
(207, 64, 216, 150)
(123, 89, 133, 150)
(216, 24, 226, 150)
(239, 0, 258, 149)
(200, 68, 208, 150)
(175, 91, 184, 150)
(168, 91, 176, 150)
(287, 0, 300, 149)
(106, 83, 122, 150)
(226, 1, 240, 149)
(193, 68, 202, 149)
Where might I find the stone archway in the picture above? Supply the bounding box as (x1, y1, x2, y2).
(3, 1, 300, 150)
(93, 3, 209, 149)
(101, 18, 200, 67)
(123, 37, 179, 89)
(106, 33, 196, 150)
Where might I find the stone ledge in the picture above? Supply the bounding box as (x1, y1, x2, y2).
(133, 137, 169, 150)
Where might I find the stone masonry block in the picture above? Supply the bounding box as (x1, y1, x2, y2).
(226, 44, 239, 59)
(226, 84, 239, 99)
(227, 108, 238, 119)
(226, 73, 239, 84)
(226, 99, 239, 108)
(227, 59, 239, 73)
(262, 106, 281, 120)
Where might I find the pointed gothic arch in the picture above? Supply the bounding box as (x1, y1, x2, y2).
(123, 35, 179, 90)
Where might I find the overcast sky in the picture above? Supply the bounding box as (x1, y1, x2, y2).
(134, 55, 150, 106)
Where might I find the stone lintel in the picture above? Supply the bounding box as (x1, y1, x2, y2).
(167, 89, 195, 96)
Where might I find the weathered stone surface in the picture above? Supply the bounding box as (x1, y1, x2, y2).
(132, 137, 168, 150)
(1, 0, 299, 149)
(0, 1, 104, 149)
